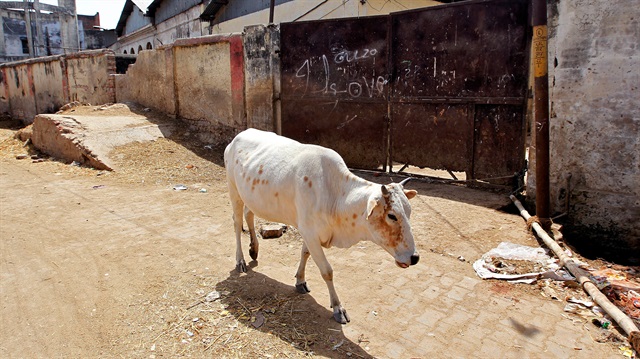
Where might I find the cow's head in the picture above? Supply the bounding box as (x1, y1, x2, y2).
(365, 178, 419, 268)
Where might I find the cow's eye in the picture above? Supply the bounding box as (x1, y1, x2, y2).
(387, 213, 398, 221)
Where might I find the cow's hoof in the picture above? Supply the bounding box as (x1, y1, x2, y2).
(236, 260, 247, 273)
(249, 248, 258, 261)
(333, 307, 350, 324)
(295, 282, 310, 294)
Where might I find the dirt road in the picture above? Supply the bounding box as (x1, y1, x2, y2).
(0, 118, 622, 358)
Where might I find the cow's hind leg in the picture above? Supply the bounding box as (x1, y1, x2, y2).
(229, 187, 247, 273)
(244, 206, 259, 261)
(295, 242, 311, 294)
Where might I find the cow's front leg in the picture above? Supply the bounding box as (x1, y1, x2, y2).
(304, 238, 350, 324)
(295, 242, 311, 294)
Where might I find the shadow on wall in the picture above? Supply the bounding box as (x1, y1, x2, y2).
(215, 267, 374, 358)
(124, 103, 227, 168)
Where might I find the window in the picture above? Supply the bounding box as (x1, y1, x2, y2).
(138, 45, 143, 53)
(146, 42, 152, 50)
(130, 48, 135, 54)
(124, 50, 128, 54)
(21, 38, 29, 54)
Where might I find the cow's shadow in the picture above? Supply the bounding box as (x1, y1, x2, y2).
(215, 267, 374, 358)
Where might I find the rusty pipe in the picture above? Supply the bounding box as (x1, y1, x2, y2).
(510, 195, 640, 352)
(532, 0, 551, 228)
(269, 0, 275, 24)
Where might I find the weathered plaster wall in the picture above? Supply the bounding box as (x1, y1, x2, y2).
(0, 67, 9, 114)
(173, 35, 244, 144)
(116, 34, 246, 145)
(531, 0, 640, 253)
(31, 59, 66, 114)
(0, 50, 117, 122)
(115, 48, 175, 115)
(155, 5, 205, 46)
(243, 25, 279, 132)
(5, 64, 37, 122)
(65, 50, 116, 105)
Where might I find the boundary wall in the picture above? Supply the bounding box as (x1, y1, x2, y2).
(0, 49, 116, 123)
(115, 25, 278, 144)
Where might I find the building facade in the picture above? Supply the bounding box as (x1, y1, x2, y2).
(0, 0, 114, 63)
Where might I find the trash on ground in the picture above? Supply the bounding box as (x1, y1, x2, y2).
(205, 291, 221, 302)
(251, 311, 265, 328)
(541, 282, 560, 300)
(92, 185, 106, 190)
(620, 345, 634, 358)
(590, 267, 640, 321)
(592, 317, 611, 329)
(473, 242, 574, 284)
(332, 339, 344, 350)
(173, 184, 188, 191)
(564, 303, 593, 317)
(567, 296, 594, 308)
(15, 154, 28, 160)
(199, 188, 208, 193)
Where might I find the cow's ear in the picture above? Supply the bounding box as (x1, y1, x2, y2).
(404, 189, 417, 200)
(366, 196, 380, 220)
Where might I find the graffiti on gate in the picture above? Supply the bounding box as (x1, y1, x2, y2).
(292, 45, 389, 99)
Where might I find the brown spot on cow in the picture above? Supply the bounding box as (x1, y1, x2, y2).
(352, 213, 357, 219)
(261, 179, 266, 185)
(303, 176, 309, 182)
(258, 165, 264, 175)
(253, 178, 259, 186)
(246, 176, 251, 183)
(351, 222, 356, 227)
(308, 180, 313, 188)
(274, 192, 279, 197)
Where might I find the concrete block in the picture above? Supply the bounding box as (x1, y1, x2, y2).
(260, 224, 286, 239)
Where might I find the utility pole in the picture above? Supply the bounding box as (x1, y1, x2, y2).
(33, 0, 43, 57)
(23, 0, 34, 58)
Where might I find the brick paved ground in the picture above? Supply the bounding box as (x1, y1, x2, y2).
(0, 158, 623, 358)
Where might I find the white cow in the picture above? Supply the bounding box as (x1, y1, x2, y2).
(224, 128, 419, 324)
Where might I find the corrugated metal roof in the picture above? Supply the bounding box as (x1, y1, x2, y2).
(132, 0, 155, 12)
(200, 0, 229, 21)
(115, 0, 154, 37)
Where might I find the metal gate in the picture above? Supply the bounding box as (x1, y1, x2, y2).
(280, 0, 530, 185)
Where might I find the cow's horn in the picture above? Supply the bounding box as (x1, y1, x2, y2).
(381, 185, 390, 198)
(399, 177, 412, 186)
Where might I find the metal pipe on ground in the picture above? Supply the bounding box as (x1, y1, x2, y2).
(509, 195, 640, 352)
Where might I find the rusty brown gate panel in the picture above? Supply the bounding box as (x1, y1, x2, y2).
(280, 0, 530, 183)
(280, 17, 390, 169)
(390, 0, 530, 184)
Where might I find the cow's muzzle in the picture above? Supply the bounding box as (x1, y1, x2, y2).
(396, 254, 419, 268)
